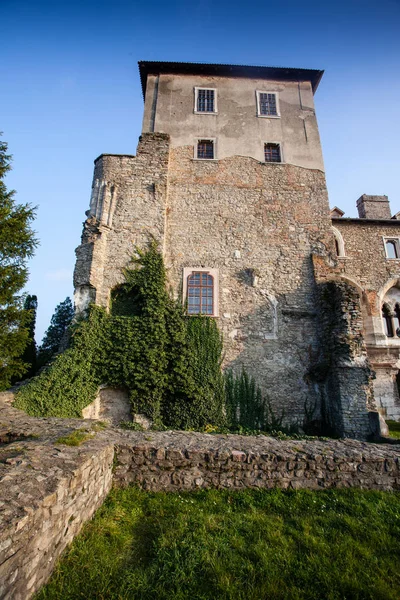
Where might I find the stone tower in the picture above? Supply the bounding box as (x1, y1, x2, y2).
(74, 61, 381, 439)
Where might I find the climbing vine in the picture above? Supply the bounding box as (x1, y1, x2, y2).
(14, 240, 226, 428)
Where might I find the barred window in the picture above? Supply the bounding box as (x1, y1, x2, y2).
(196, 88, 215, 112)
(259, 92, 277, 116)
(264, 143, 281, 163)
(187, 272, 214, 315)
(256, 91, 279, 117)
(197, 139, 214, 159)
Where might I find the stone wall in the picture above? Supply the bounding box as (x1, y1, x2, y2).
(0, 414, 114, 599)
(113, 430, 400, 492)
(166, 148, 336, 426)
(74, 133, 339, 428)
(1, 399, 399, 599)
(331, 218, 400, 422)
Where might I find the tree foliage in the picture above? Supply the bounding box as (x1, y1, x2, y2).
(0, 136, 37, 389)
(19, 294, 38, 378)
(37, 297, 74, 367)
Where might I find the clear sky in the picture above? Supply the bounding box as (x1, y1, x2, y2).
(2, 0, 400, 342)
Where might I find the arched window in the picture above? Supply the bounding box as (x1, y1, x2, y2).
(332, 227, 345, 257)
(382, 304, 394, 338)
(385, 239, 399, 259)
(187, 272, 214, 315)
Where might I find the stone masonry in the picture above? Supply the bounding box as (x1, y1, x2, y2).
(73, 61, 400, 439)
(0, 397, 399, 599)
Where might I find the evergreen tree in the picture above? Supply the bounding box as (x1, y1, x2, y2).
(0, 136, 37, 390)
(20, 294, 38, 378)
(37, 297, 74, 367)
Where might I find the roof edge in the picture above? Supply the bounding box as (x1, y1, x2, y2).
(138, 61, 324, 99)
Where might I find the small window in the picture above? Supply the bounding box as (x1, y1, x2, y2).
(264, 143, 281, 163)
(384, 238, 400, 259)
(195, 88, 217, 113)
(183, 267, 219, 317)
(256, 91, 280, 117)
(196, 139, 215, 160)
(382, 304, 394, 338)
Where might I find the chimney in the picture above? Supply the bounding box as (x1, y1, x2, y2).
(356, 194, 391, 219)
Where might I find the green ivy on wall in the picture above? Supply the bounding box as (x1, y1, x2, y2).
(14, 240, 226, 429)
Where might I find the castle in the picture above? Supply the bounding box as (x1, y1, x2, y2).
(73, 61, 400, 440)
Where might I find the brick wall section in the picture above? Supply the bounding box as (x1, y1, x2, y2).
(0, 399, 399, 599)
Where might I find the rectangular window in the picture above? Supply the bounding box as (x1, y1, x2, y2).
(384, 238, 400, 259)
(197, 139, 215, 160)
(195, 88, 217, 113)
(256, 91, 280, 117)
(264, 143, 281, 163)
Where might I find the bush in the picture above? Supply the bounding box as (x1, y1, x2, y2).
(225, 369, 284, 432)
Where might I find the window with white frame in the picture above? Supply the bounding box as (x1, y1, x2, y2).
(384, 238, 400, 259)
(183, 268, 219, 316)
(194, 88, 217, 113)
(256, 91, 280, 117)
(196, 139, 215, 160)
(264, 143, 281, 163)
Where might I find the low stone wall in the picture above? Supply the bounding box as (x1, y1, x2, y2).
(0, 397, 399, 599)
(114, 430, 400, 492)
(0, 401, 114, 600)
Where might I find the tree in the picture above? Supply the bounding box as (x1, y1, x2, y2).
(37, 297, 74, 367)
(0, 136, 37, 390)
(20, 294, 38, 378)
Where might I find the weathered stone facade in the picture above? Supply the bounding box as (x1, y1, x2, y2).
(1, 397, 399, 599)
(330, 215, 400, 422)
(73, 61, 399, 439)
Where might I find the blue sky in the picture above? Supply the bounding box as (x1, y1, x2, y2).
(2, 0, 400, 341)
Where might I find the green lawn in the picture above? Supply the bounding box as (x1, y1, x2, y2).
(387, 420, 400, 439)
(37, 487, 400, 600)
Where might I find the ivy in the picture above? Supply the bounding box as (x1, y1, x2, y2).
(14, 240, 226, 429)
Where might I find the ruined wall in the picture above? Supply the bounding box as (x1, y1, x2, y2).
(313, 279, 374, 439)
(114, 430, 400, 492)
(332, 218, 400, 421)
(1, 398, 399, 599)
(166, 146, 334, 425)
(0, 434, 113, 600)
(74, 133, 170, 309)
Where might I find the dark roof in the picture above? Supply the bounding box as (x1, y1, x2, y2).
(138, 61, 324, 98)
(332, 217, 400, 226)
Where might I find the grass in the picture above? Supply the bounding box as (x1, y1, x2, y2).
(36, 487, 400, 600)
(55, 429, 94, 446)
(387, 420, 400, 439)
